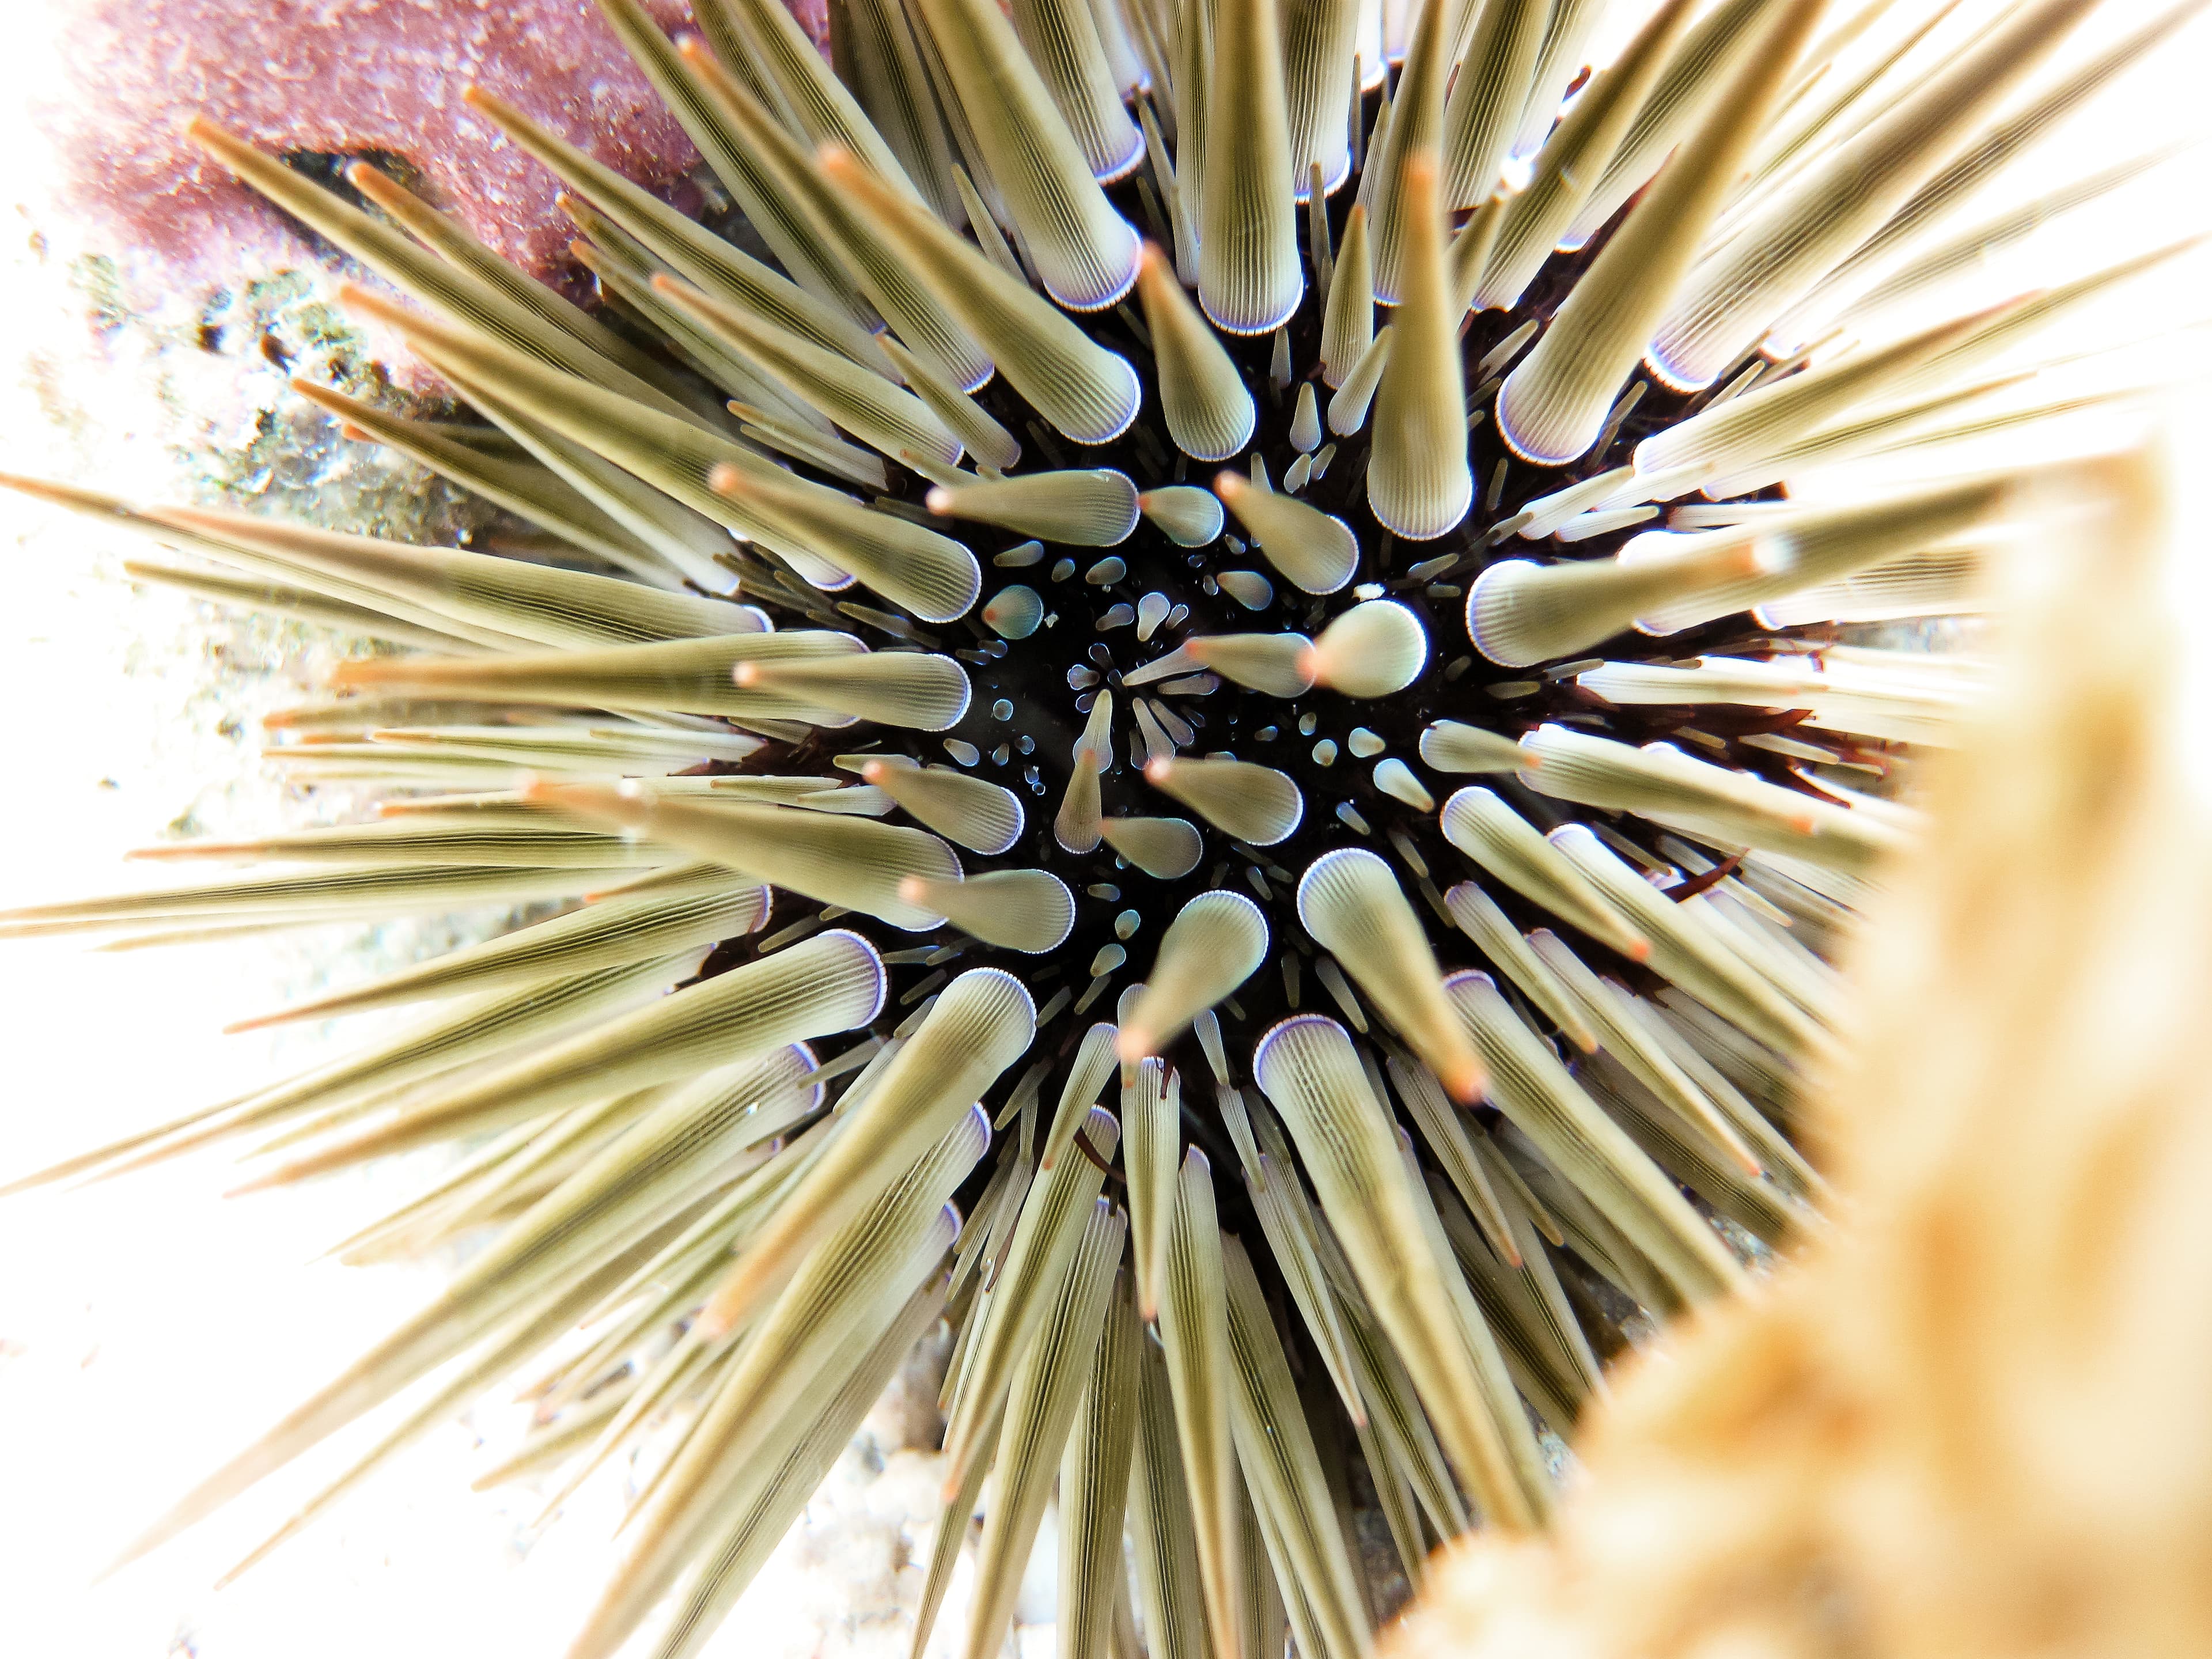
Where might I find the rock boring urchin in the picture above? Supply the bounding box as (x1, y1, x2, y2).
(0, 0, 2188, 1654)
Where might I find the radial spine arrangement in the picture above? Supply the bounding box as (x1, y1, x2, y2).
(0, 0, 2190, 1655)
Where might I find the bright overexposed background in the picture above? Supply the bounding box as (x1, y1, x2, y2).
(2, 2, 2210, 1656)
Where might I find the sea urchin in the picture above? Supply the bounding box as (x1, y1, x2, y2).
(1, 0, 2196, 1655)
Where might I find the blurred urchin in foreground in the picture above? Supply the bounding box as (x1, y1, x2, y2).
(1390, 448, 2212, 1659)
(0, 1, 2203, 1657)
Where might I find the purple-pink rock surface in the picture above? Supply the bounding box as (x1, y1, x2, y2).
(41, 0, 826, 289)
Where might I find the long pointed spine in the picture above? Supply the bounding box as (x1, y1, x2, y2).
(821, 150, 1143, 445)
(1647, 0, 2108, 388)
(1009, 0, 1146, 181)
(706, 0, 931, 204)
(1473, 0, 1702, 314)
(1366, 154, 1469, 540)
(909, 0, 1142, 309)
(1138, 245, 1259, 460)
(1199, 0, 1303, 334)
(1496, 0, 1824, 465)
(1154, 1152, 1243, 1659)
(673, 35, 997, 392)
(1440, 0, 1548, 210)
(1283, 0, 1361, 198)
(1361, 0, 1451, 304)
(1319, 203, 1374, 388)
(591, 0, 867, 320)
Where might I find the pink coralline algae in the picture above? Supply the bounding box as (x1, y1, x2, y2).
(42, 0, 828, 291)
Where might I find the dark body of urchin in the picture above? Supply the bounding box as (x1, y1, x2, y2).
(678, 138, 1809, 1346)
